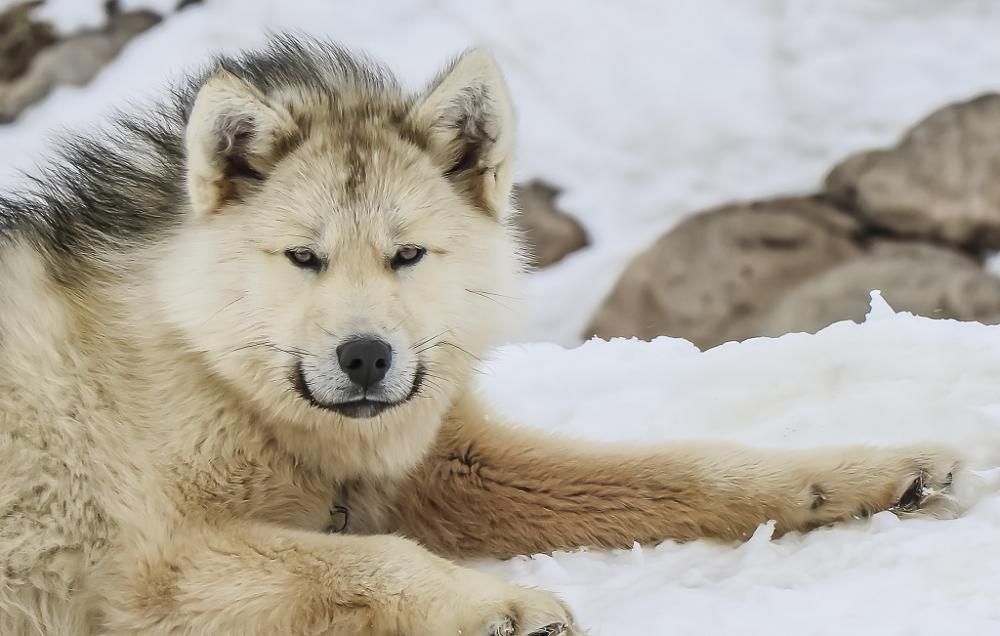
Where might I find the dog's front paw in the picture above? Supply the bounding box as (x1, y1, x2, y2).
(884, 444, 964, 518)
(459, 582, 579, 636)
(801, 444, 968, 528)
(408, 567, 579, 636)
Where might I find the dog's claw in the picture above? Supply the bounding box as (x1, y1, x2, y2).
(894, 474, 926, 511)
(528, 623, 569, 636)
(490, 617, 516, 636)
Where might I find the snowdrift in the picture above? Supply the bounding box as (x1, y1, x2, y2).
(476, 295, 1000, 634)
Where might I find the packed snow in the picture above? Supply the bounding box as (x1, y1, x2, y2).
(3, 1, 1000, 633)
(477, 296, 1000, 633)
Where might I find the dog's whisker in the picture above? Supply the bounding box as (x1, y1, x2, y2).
(411, 329, 452, 352)
(424, 341, 483, 363)
(218, 340, 314, 360)
(464, 288, 518, 311)
(205, 293, 247, 324)
(464, 289, 520, 300)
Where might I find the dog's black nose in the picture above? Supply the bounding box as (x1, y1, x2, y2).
(337, 338, 392, 389)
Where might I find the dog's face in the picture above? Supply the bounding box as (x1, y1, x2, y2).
(156, 49, 521, 461)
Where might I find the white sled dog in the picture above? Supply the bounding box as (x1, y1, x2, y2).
(0, 37, 965, 635)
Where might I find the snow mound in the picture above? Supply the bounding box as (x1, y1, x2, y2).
(476, 296, 1000, 634)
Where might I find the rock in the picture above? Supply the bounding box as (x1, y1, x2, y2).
(751, 242, 1000, 337)
(584, 196, 864, 349)
(513, 180, 588, 269)
(0, 2, 161, 123)
(0, 1, 56, 82)
(825, 93, 1000, 251)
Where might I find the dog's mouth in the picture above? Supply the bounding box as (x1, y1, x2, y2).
(292, 363, 425, 419)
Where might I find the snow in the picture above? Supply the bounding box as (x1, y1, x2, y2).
(4, 1, 1000, 633)
(476, 294, 1000, 634)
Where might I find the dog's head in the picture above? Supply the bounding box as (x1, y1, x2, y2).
(155, 41, 522, 464)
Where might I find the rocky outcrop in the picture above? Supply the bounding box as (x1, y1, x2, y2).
(513, 180, 589, 269)
(825, 93, 1000, 252)
(585, 197, 863, 349)
(0, 1, 160, 123)
(750, 242, 1000, 339)
(0, 1, 56, 82)
(587, 93, 1000, 348)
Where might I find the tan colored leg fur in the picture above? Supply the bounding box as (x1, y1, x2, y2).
(96, 523, 572, 636)
(390, 397, 962, 559)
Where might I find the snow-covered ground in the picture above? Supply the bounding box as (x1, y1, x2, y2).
(4, 1, 1000, 633)
(478, 295, 1000, 634)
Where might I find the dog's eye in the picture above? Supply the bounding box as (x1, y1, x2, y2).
(391, 245, 426, 270)
(285, 248, 322, 272)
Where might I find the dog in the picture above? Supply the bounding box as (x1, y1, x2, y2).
(0, 37, 964, 635)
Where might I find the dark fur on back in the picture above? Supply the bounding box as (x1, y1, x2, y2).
(0, 36, 408, 283)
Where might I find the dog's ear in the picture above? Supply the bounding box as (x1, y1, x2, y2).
(412, 50, 516, 219)
(184, 70, 298, 216)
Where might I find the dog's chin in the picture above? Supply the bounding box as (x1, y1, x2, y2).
(322, 399, 399, 419)
(292, 364, 425, 420)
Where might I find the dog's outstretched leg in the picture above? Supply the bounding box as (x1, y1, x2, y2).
(390, 397, 964, 558)
(98, 521, 578, 636)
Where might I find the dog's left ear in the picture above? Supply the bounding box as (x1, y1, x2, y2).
(184, 69, 299, 216)
(412, 50, 516, 219)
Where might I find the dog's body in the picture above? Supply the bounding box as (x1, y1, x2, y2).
(0, 38, 965, 635)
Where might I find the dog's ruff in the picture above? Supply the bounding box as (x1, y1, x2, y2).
(0, 37, 965, 635)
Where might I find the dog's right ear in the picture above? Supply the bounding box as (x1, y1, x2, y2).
(411, 50, 516, 219)
(184, 70, 298, 216)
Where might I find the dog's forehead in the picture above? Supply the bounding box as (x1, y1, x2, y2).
(267, 133, 452, 242)
(295, 112, 433, 190)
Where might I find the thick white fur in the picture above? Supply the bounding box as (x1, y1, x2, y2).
(0, 46, 964, 636)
